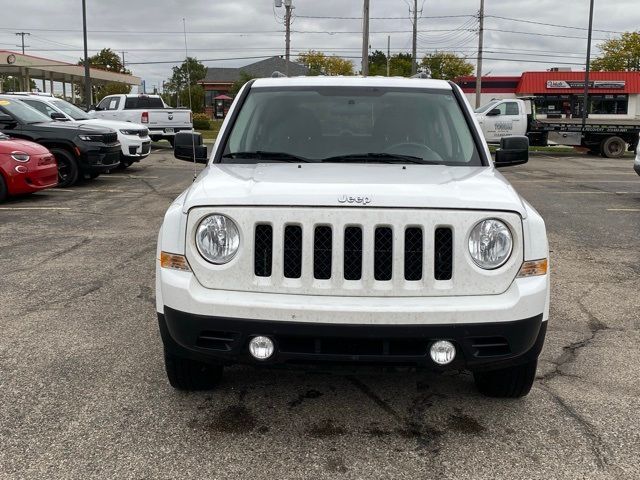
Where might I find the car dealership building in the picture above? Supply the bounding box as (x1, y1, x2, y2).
(456, 71, 640, 120)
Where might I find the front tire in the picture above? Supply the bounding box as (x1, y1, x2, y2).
(164, 350, 223, 391)
(473, 359, 538, 398)
(0, 174, 7, 202)
(50, 148, 79, 187)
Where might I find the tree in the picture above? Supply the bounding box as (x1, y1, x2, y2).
(178, 84, 205, 113)
(164, 57, 207, 109)
(0, 74, 35, 92)
(77, 48, 131, 103)
(592, 31, 640, 71)
(297, 50, 354, 76)
(389, 53, 413, 77)
(368, 50, 388, 76)
(230, 71, 258, 96)
(421, 52, 474, 80)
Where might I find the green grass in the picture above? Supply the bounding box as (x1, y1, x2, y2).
(196, 120, 223, 141)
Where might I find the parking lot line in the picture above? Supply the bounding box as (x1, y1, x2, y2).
(0, 207, 71, 211)
(606, 208, 640, 212)
(105, 175, 160, 179)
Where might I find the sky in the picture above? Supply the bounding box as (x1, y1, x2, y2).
(0, 0, 638, 92)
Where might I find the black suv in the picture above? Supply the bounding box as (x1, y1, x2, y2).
(0, 95, 120, 187)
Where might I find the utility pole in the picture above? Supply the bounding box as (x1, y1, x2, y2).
(387, 35, 391, 77)
(362, 0, 370, 76)
(82, 0, 91, 109)
(15, 32, 30, 54)
(284, 0, 293, 76)
(411, 0, 418, 75)
(582, 0, 595, 128)
(475, 0, 485, 109)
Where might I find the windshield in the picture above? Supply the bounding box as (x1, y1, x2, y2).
(51, 99, 90, 120)
(474, 100, 500, 113)
(221, 86, 482, 166)
(0, 98, 51, 124)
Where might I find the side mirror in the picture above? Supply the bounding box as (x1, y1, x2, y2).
(486, 108, 501, 117)
(90, 104, 97, 111)
(50, 112, 68, 121)
(174, 132, 208, 164)
(495, 136, 529, 167)
(0, 112, 17, 126)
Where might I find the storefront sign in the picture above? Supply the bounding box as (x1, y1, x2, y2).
(546, 80, 626, 89)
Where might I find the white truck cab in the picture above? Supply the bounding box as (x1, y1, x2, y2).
(475, 99, 529, 143)
(156, 77, 550, 398)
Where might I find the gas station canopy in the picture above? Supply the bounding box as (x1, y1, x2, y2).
(0, 50, 141, 101)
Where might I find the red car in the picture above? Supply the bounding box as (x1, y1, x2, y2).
(0, 134, 58, 201)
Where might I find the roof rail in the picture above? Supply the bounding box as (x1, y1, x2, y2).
(271, 71, 287, 78)
(411, 72, 430, 79)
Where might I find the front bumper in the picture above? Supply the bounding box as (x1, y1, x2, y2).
(4, 159, 58, 195)
(120, 136, 151, 161)
(159, 307, 546, 371)
(634, 157, 640, 176)
(81, 144, 121, 172)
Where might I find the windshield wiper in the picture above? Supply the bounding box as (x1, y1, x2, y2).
(222, 151, 313, 163)
(321, 153, 438, 165)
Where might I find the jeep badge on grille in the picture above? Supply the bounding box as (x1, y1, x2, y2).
(338, 195, 371, 205)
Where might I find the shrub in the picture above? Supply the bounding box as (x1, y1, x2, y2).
(193, 113, 211, 130)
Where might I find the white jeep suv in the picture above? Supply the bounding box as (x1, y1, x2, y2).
(156, 77, 550, 398)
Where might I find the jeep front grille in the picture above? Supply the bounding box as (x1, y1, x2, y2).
(254, 222, 452, 283)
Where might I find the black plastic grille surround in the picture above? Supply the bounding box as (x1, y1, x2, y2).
(343, 227, 363, 281)
(434, 227, 453, 280)
(283, 225, 303, 279)
(374, 227, 393, 281)
(313, 226, 333, 280)
(254, 224, 273, 277)
(404, 227, 423, 281)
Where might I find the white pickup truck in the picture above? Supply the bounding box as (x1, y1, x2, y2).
(156, 76, 550, 398)
(475, 98, 640, 158)
(89, 94, 192, 146)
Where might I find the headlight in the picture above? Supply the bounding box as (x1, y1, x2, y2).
(78, 134, 103, 142)
(11, 151, 30, 162)
(468, 219, 513, 269)
(119, 129, 139, 135)
(195, 214, 240, 264)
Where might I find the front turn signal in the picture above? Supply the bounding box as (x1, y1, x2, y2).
(160, 251, 191, 271)
(517, 258, 548, 277)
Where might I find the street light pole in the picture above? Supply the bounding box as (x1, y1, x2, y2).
(82, 0, 91, 109)
(582, 0, 595, 128)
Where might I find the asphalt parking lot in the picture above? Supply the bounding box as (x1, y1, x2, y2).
(1, 147, 639, 479)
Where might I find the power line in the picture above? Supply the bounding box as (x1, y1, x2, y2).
(483, 28, 607, 41)
(486, 15, 624, 34)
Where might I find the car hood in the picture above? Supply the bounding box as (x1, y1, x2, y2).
(78, 118, 147, 131)
(181, 163, 528, 217)
(0, 137, 50, 154)
(30, 121, 116, 134)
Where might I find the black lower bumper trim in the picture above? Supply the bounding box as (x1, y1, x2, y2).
(159, 307, 546, 371)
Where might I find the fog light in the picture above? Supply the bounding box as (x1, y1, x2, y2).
(430, 340, 456, 365)
(249, 336, 274, 360)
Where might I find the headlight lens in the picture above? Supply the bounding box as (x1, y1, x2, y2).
(11, 151, 30, 162)
(468, 219, 513, 269)
(195, 214, 240, 264)
(119, 129, 139, 135)
(78, 134, 103, 142)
